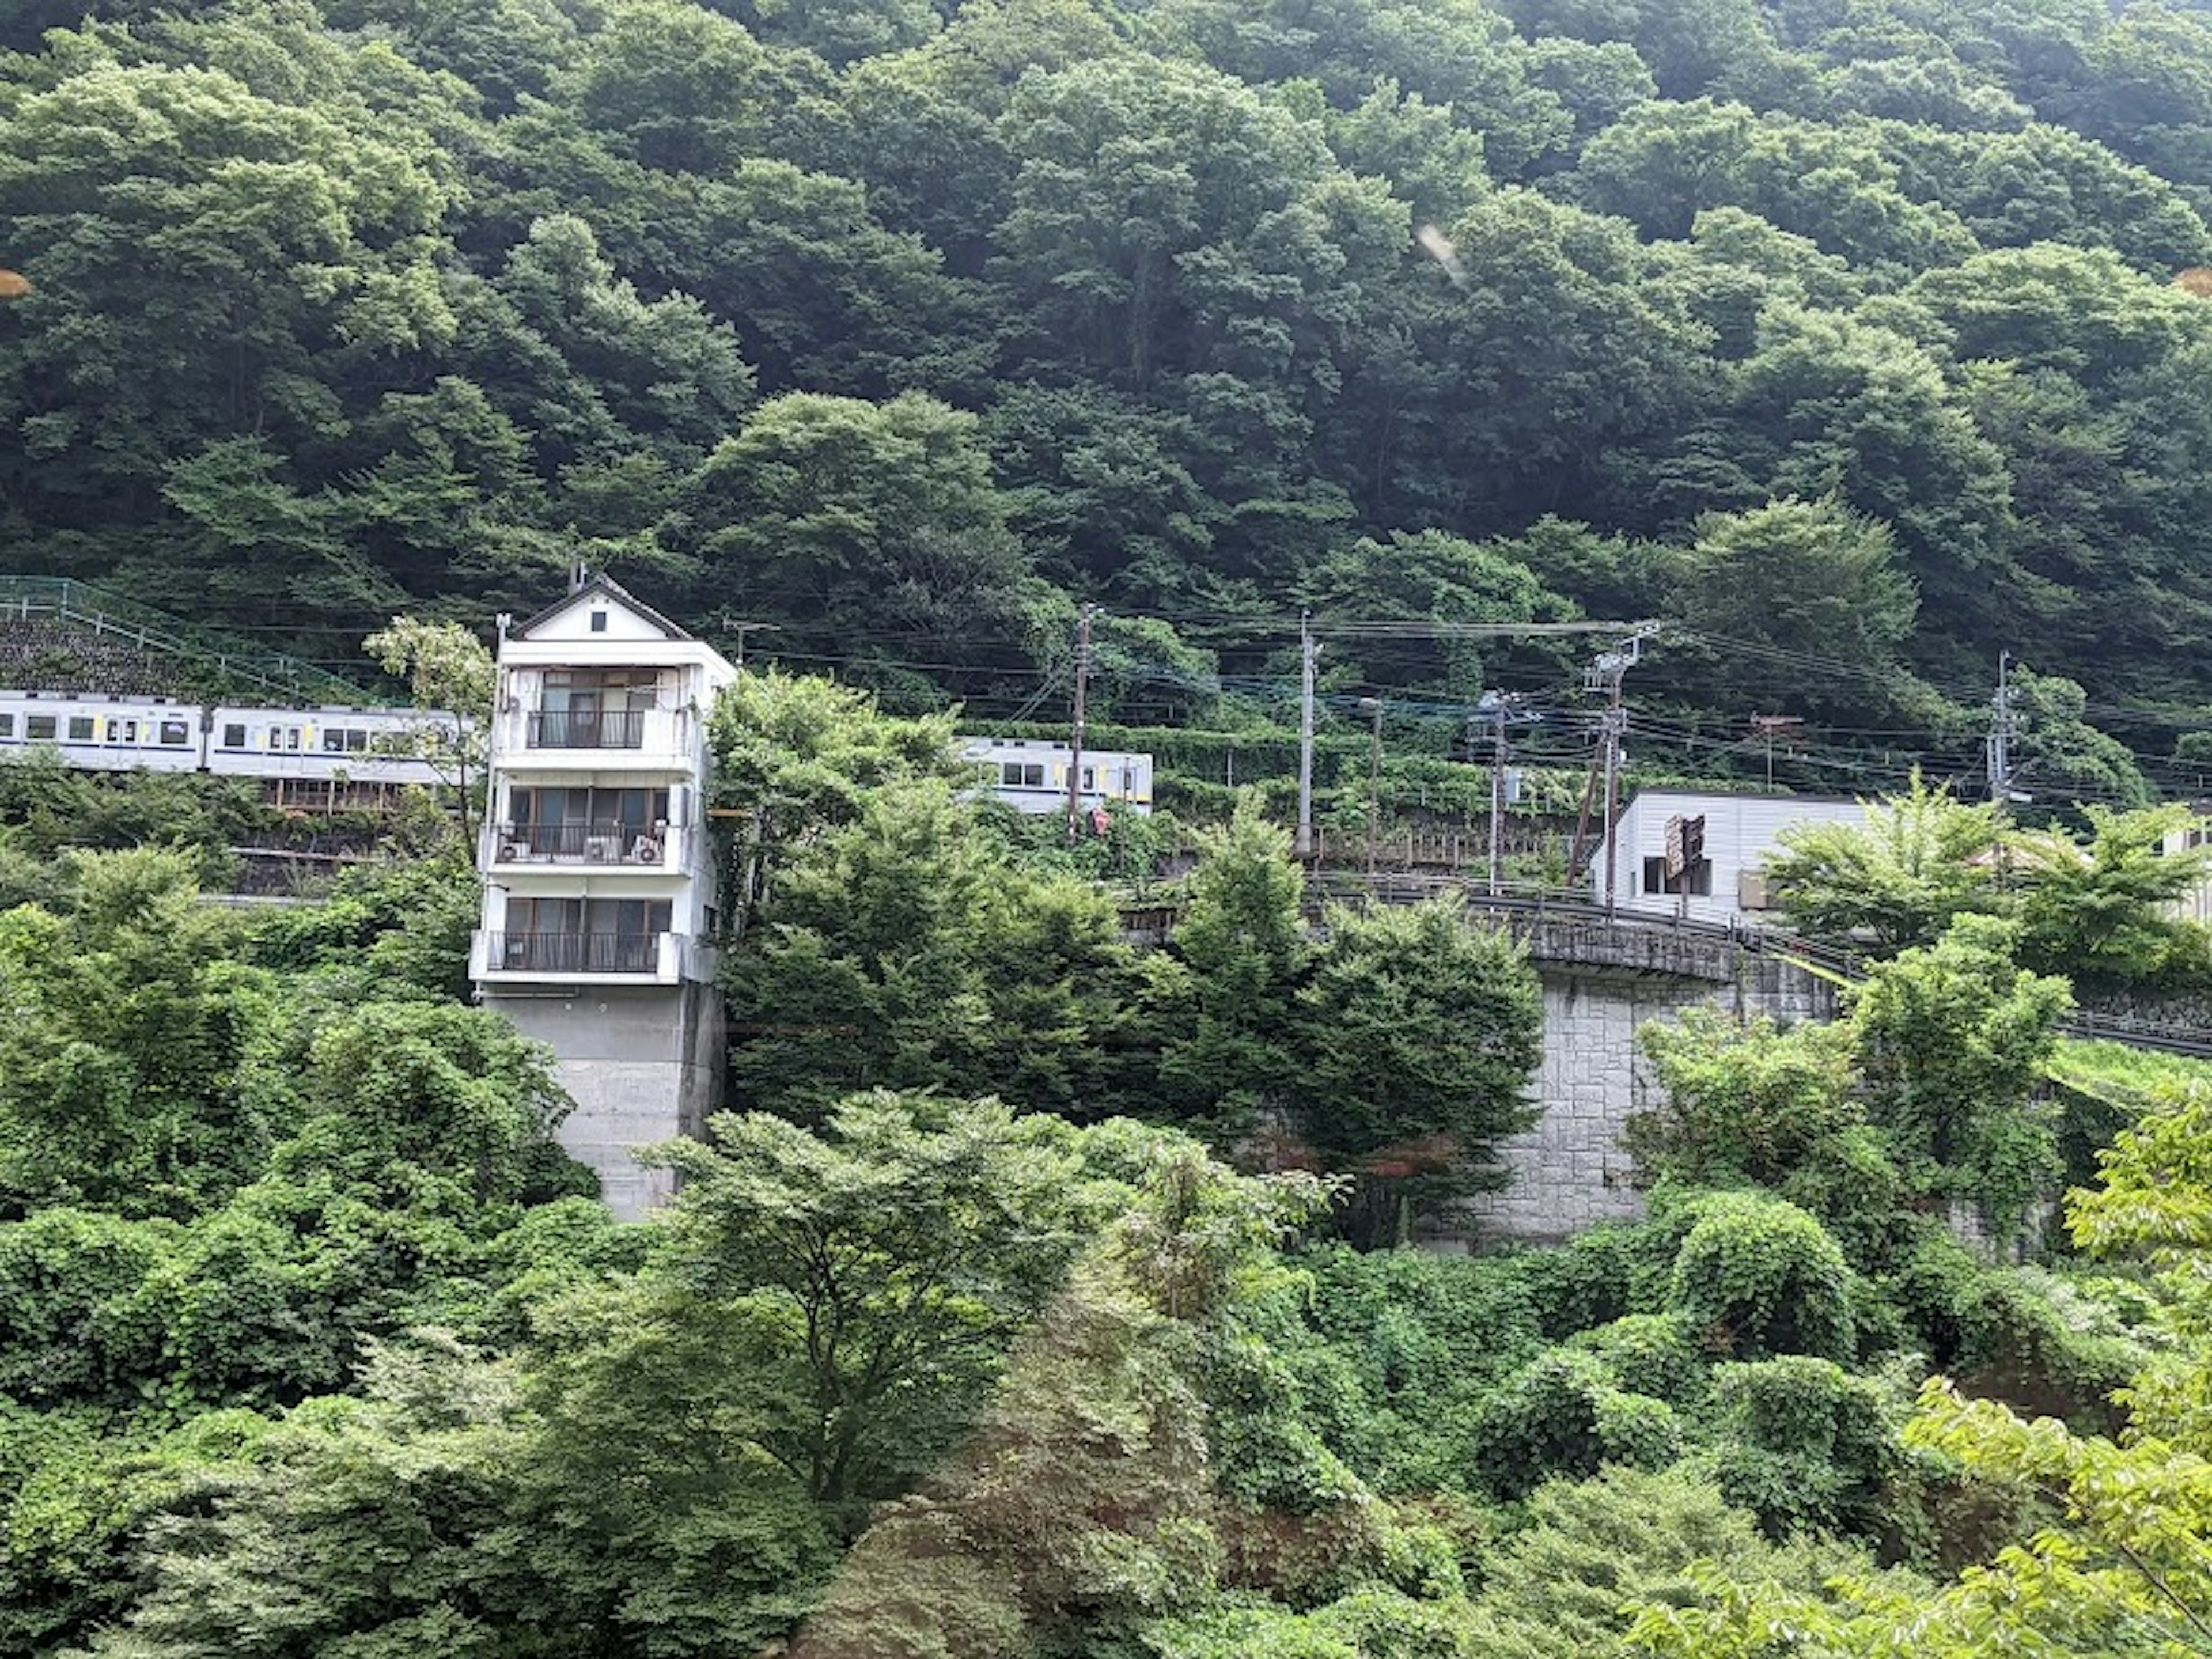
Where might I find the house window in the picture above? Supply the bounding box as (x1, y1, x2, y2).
(222, 723, 246, 748)
(590, 610, 608, 632)
(27, 715, 55, 740)
(66, 717, 93, 741)
(1641, 856, 1713, 897)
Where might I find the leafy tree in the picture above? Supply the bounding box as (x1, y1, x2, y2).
(363, 615, 495, 845)
(1663, 497, 1918, 719)
(647, 1092, 1122, 1521)
(1154, 796, 1313, 1139)
(679, 391, 1043, 681)
(1849, 915, 2070, 1216)
(0, 851, 268, 1218)
(1765, 773, 2002, 950)
(706, 665, 961, 930)
(721, 781, 1145, 1120)
(2009, 804, 2212, 981)
(1632, 1009, 1862, 1192)
(1291, 897, 1542, 1243)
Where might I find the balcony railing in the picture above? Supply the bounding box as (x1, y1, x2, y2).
(489, 821, 671, 866)
(486, 930, 665, 975)
(525, 709, 647, 749)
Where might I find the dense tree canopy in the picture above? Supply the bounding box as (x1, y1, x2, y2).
(6, 0, 2212, 775)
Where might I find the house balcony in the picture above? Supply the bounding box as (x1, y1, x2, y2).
(472, 928, 680, 984)
(497, 706, 694, 769)
(484, 820, 681, 872)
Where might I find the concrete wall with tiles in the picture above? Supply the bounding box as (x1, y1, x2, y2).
(1465, 954, 1837, 1242)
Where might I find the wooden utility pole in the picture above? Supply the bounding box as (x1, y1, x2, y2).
(1484, 692, 1510, 896)
(1065, 604, 1095, 841)
(1295, 613, 1318, 859)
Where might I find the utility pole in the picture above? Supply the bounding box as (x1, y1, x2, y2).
(1987, 652, 2015, 812)
(1749, 713, 1802, 790)
(725, 620, 781, 673)
(1483, 691, 1511, 897)
(1065, 604, 1095, 842)
(1358, 696, 1384, 877)
(1582, 634, 1646, 916)
(1295, 613, 1318, 860)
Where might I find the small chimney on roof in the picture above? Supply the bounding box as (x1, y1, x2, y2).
(568, 559, 590, 594)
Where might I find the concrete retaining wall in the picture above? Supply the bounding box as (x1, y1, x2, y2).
(1467, 952, 1837, 1241)
(485, 982, 724, 1221)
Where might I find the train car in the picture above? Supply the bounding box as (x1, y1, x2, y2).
(0, 688, 462, 791)
(959, 736, 1154, 816)
(0, 690, 206, 773)
(204, 704, 456, 787)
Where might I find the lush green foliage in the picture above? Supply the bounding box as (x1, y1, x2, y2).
(12, 0, 2212, 777)
(1767, 779, 2212, 984)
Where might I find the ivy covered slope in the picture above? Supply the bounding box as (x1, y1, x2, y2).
(15, 0, 2212, 748)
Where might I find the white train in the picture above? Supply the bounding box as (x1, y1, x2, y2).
(959, 736, 1154, 816)
(0, 691, 1154, 820)
(0, 689, 456, 786)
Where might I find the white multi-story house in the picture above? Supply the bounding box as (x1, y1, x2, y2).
(470, 575, 737, 1218)
(1594, 787, 1869, 926)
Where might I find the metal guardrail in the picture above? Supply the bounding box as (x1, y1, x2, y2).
(525, 709, 647, 749)
(486, 931, 665, 974)
(0, 575, 379, 706)
(1295, 870, 2212, 1059)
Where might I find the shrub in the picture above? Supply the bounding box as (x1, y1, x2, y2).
(1699, 1355, 1901, 1541)
(1667, 1193, 1856, 1361)
(1469, 1349, 1681, 1499)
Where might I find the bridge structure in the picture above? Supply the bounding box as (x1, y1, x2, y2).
(1127, 869, 2212, 1241)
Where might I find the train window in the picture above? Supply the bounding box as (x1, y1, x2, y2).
(222, 723, 245, 748)
(66, 717, 93, 741)
(107, 719, 137, 744)
(1081, 767, 1094, 790)
(160, 721, 190, 746)
(321, 728, 372, 753)
(0, 714, 12, 737)
(1001, 762, 1046, 787)
(26, 715, 55, 740)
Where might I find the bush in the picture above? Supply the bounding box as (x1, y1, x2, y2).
(1508, 1222, 1677, 1340)
(1667, 1193, 1856, 1361)
(1887, 1232, 2139, 1431)
(1567, 1313, 1711, 1410)
(1469, 1349, 1681, 1499)
(1700, 1355, 1902, 1541)
(1632, 1011, 1861, 1190)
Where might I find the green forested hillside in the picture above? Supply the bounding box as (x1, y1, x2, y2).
(11, 0, 2212, 770)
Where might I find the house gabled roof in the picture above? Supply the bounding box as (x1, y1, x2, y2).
(507, 574, 693, 642)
